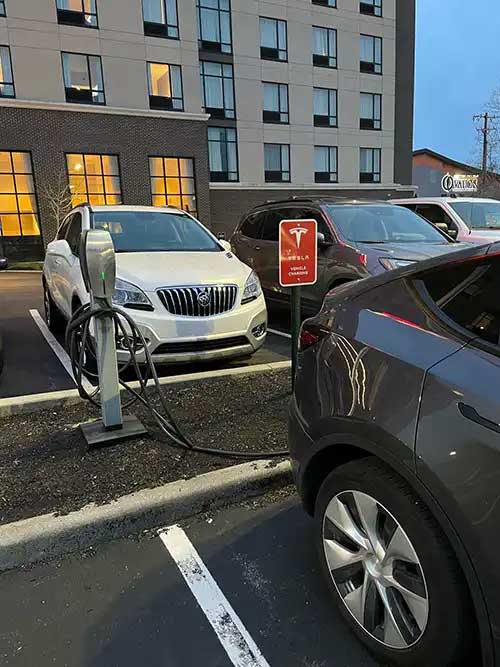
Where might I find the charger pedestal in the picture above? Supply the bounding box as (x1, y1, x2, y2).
(81, 414, 148, 449)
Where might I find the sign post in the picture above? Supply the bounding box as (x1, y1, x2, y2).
(279, 219, 318, 389)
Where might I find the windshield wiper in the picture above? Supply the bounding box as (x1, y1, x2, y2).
(354, 240, 387, 244)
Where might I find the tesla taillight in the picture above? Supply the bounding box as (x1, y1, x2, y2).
(299, 322, 328, 351)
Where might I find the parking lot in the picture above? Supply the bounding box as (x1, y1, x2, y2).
(0, 493, 376, 667)
(0, 272, 291, 399)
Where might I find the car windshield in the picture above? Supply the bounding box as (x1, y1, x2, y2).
(323, 204, 448, 244)
(93, 211, 221, 253)
(450, 201, 500, 229)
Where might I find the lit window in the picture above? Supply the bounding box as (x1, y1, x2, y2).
(315, 146, 338, 183)
(313, 26, 337, 68)
(361, 34, 382, 74)
(66, 154, 122, 205)
(0, 46, 14, 98)
(147, 63, 183, 110)
(260, 17, 287, 61)
(314, 87, 337, 127)
(56, 0, 98, 28)
(197, 0, 232, 54)
(360, 147, 381, 183)
(264, 143, 290, 183)
(0, 152, 40, 238)
(360, 92, 382, 130)
(143, 0, 179, 39)
(263, 82, 289, 124)
(62, 52, 105, 105)
(0, 1, 5, 17)
(360, 0, 382, 17)
(149, 157, 197, 215)
(200, 61, 235, 119)
(208, 127, 238, 182)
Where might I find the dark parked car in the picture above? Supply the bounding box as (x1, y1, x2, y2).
(289, 241, 500, 666)
(231, 198, 470, 312)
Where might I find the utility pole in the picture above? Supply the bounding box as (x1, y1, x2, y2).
(474, 112, 499, 183)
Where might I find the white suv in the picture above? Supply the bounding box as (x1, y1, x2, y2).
(43, 205, 267, 364)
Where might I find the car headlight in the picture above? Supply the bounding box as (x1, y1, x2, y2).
(379, 258, 415, 271)
(113, 278, 153, 310)
(242, 271, 262, 304)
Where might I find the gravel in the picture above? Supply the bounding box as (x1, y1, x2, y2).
(0, 369, 290, 525)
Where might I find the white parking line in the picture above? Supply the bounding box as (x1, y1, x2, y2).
(268, 328, 292, 339)
(29, 309, 93, 394)
(159, 525, 271, 667)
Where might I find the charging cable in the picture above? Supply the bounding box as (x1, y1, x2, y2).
(66, 302, 289, 459)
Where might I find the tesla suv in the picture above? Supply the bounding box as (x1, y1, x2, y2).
(231, 198, 469, 313)
(43, 205, 267, 364)
(290, 241, 500, 666)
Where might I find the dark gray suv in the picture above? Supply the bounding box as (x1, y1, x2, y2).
(232, 198, 469, 312)
(290, 241, 500, 666)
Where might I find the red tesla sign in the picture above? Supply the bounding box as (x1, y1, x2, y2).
(279, 219, 318, 287)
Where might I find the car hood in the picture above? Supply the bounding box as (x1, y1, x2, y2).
(355, 240, 472, 261)
(116, 251, 251, 291)
(466, 229, 500, 243)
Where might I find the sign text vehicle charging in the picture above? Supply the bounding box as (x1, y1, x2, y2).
(279, 219, 318, 388)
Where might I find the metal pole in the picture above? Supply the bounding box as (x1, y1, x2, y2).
(482, 112, 489, 184)
(291, 285, 301, 391)
(93, 295, 123, 429)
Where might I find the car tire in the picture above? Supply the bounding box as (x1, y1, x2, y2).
(314, 457, 475, 667)
(43, 282, 66, 335)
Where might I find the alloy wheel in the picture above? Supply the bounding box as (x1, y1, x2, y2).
(322, 490, 429, 649)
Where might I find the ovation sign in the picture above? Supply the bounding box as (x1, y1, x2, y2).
(441, 173, 479, 194)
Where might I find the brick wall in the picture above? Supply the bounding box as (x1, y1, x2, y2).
(210, 187, 417, 237)
(0, 106, 210, 248)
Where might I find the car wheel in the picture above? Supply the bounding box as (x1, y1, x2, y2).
(43, 282, 66, 334)
(315, 457, 475, 667)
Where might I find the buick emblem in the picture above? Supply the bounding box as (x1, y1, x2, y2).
(197, 290, 211, 308)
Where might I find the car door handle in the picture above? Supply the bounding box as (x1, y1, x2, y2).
(54, 258, 62, 265)
(458, 402, 500, 435)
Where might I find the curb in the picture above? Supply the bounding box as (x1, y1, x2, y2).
(0, 360, 291, 418)
(0, 459, 292, 572)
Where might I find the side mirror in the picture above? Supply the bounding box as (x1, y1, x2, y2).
(317, 232, 330, 247)
(51, 239, 73, 259)
(220, 239, 232, 252)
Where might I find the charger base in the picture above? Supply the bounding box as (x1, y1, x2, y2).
(81, 414, 148, 449)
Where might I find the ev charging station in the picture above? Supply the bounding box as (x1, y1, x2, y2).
(78, 228, 147, 448)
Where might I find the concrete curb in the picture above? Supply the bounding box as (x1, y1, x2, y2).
(0, 360, 291, 418)
(0, 459, 292, 572)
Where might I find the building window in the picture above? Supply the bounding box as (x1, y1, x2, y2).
(315, 146, 338, 183)
(149, 157, 197, 215)
(0, 46, 14, 98)
(56, 1, 98, 28)
(147, 62, 183, 110)
(197, 0, 232, 54)
(143, 0, 179, 39)
(263, 82, 289, 124)
(208, 127, 238, 182)
(360, 35, 382, 74)
(312, 0, 336, 6)
(0, 1, 5, 16)
(360, 92, 381, 130)
(264, 143, 290, 183)
(313, 87, 337, 127)
(66, 154, 122, 205)
(313, 26, 337, 68)
(360, 147, 381, 183)
(200, 61, 235, 119)
(0, 152, 40, 238)
(360, 0, 382, 17)
(62, 52, 105, 105)
(260, 17, 287, 62)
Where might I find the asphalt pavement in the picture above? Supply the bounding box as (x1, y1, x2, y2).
(0, 493, 378, 667)
(0, 273, 292, 399)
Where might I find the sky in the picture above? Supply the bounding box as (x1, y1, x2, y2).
(414, 0, 500, 165)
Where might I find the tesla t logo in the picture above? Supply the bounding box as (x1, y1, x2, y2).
(289, 226, 308, 249)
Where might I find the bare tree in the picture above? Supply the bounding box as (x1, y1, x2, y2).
(473, 89, 500, 173)
(38, 170, 76, 233)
